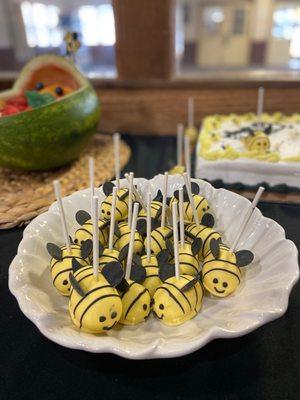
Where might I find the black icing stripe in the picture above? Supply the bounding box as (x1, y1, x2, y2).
(202, 231, 216, 257)
(99, 255, 119, 265)
(144, 273, 159, 280)
(120, 281, 136, 298)
(202, 258, 237, 268)
(74, 266, 93, 277)
(181, 275, 199, 308)
(79, 294, 119, 327)
(77, 227, 93, 236)
(73, 285, 112, 316)
(51, 255, 86, 271)
(195, 197, 205, 210)
(53, 267, 72, 283)
(157, 286, 185, 313)
(151, 234, 163, 251)
(164, 281, 192, 310)
(179, 260, 199, 273)
(202, 267, 240, 283)
(156, 229, 168, 242)
(124, 288, 147, 319)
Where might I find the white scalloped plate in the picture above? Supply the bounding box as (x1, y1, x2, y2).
(9, 175, 299, 359)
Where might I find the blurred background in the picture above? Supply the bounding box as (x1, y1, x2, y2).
(1, 0, 300, 78)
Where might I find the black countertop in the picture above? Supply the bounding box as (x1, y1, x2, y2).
(1, 135, 299, 400)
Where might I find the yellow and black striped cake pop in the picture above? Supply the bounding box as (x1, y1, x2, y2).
(202, 239, 254, 297)
(153, 273, 203, 326)
(138, 190, 164, 220)
(185, 222, 222, 260)
(68, 261, 125, 333)
(74, 210, 109, 247)
(47, 240, 92, 296)
(100, 182, 131, 221)
(169, 182, 214, 227)
(114, 221, 144, 255)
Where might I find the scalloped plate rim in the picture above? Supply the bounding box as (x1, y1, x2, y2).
(8, 176, 299, 359)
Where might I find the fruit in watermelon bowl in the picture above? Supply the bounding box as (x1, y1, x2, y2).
(0, 54, 100, 171)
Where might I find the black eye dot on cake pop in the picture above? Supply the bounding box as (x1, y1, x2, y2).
(63, 279, 68, 286)
(99, 316, 106, 323)
(143, 304, 147, 311)
(223, 282, 228, 288)
(213, 278, 218, 284)
(102, 209, 105, 213)
(80, 240, 84, 245)
(74, 238, 78, 243)
(107, 211, 111, 216)
(203, 207, 206, 212)
(111, 312, 117, 319)
(159, 304, 164, 310)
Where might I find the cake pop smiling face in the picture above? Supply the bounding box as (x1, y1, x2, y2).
(68, 261, 124, 334)
(100, 182, 130, 221)
(202, 239, 254, 298)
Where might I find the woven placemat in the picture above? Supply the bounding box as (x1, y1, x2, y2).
(0, 135, 131, 229)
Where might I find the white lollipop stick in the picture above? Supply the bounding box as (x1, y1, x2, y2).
(177, 123, 184, 166)
(113, 132, 120, 189)
(230, 186, 265, 252)
(127, 172, 134, 226)
(146, 192, 152, 262)
(178, 188, 185, 247)
(257, 87, 264, 128)
(172, 203, 180, 279)
(184, 135, 191, 179)
(53, 180, 71, 252)
(124, 173, 146, 210)
(161, 172, 169, 229)
(188, 97, 194, 128)
(182, 172, 199, 226)
(92, 195, 99, 279)
(125, 202, 139, 280)
(108, 187, 117, 251)
(89, 156, 94, 211)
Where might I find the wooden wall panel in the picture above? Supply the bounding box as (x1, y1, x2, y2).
(113, 0, 174, 80)
(97, 86, 300, 135)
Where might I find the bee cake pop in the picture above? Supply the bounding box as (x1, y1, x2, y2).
(74, 210, 109, 247)
(98, 187, 123, 269)
(202, 187, 264, 298)
(170, 174, 214, 227)
(118, 203, 151, 325)
(134, 192, 170, 297)
(46, 180, 92, 296)
(68, 195, 124, 333)
(176, 187, 202, 276)
(113, 175, 144, 255)
(153, 203, 203, 326)
(144, 173, 173, 255)
(185, 223, 221, 260)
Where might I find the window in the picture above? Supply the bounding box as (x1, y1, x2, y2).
(0, 0, 116, 77)
(233, 9, 245, 35)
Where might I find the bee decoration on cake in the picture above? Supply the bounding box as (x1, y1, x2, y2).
(47, 239, 92, 296)
(202, 238, 254, 298)
(169, 183, 215, 227)
(244, 131, 270, 153)
(152, 263, 203, 326)
(100, 182, 131, 222)
(116, 256, 151, 325)
(74, 210, 109, 247)
(68, 261, 124, 333)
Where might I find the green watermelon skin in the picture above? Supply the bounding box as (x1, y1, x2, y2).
(0, 85, 100, 170)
